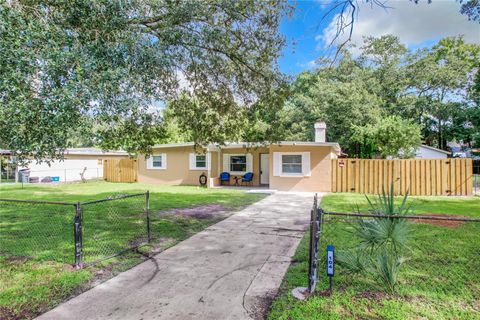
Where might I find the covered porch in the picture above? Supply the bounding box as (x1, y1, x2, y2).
(206, 144, 270, 188)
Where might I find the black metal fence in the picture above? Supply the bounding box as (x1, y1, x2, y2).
(307, 194, 322, 293)
(307, 197, 480, 302)
(0, 192, 150, 268)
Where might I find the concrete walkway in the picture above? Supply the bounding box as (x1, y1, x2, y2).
(37, 192, 318, 320)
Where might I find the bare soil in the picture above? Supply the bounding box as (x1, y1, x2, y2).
(410, 213, 469, 228)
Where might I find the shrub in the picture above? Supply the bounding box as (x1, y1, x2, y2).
(336, 184, 412, 293)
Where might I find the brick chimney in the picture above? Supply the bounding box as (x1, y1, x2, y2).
(314, 121, 326, 142)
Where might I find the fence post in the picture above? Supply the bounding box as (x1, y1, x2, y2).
(145, 191, 151, 243)
(307, 208, 315, 293)
(307, 205, 322, 294)
(74, 202, 83, 268)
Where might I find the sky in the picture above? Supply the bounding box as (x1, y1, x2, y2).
(279, 0, 480, 75)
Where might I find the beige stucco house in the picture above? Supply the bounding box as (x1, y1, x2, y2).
(137, 122, 341, 192)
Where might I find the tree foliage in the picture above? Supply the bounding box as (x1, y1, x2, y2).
(352, 116, 422, 159)
(0, 0, 289, 163)
(279, 35, 479, 158)
(407, 37, 480, 149)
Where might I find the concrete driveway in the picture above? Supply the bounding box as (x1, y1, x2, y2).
(37, 192, 319, 320)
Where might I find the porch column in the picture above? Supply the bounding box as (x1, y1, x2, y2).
(217, 150, 221, 176)
(207, 150, 212, 187)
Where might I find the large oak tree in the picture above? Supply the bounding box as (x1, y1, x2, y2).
(0, 0, 290, 162)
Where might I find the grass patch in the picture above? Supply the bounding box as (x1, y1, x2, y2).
(0, 181, 266, 320)
(321, 192, 480, 217)
(268, 193, 480, 320)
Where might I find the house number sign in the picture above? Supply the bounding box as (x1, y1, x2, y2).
(327, 245, 334, 276)
(327, 245, 334, 292)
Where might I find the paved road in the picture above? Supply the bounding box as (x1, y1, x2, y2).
(37, 192, 318, 320)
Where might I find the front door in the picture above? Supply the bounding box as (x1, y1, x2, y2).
(260, 154, 270, 185)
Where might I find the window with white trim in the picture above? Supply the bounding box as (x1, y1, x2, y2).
(152, 155, 163, 168)
(196, 155, 206, 168)
(273, 152, 310, 177)
(230, 155, 247, 172)
(147, 153, 167, 170)
(190, 153, 208, 170)
(282, 154, 302, 174)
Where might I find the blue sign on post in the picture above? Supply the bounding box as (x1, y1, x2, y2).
(327, 245, 334, 277)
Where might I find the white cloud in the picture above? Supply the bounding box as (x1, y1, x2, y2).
(315, 0, 335, 9)
(297, 59, 318, 69)
(318, 0, 480, 50)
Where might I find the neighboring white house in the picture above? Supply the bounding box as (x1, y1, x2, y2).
(415, 145, 451, 159)
(17, 148, 128, 183)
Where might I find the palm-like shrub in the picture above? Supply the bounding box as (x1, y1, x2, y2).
(354, 218, 410, 254)
(336, 183, 412, 293)
(365, 183, 414, 216)
(371, 251, 407, 293)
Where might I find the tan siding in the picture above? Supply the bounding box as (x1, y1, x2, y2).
(136, 145, 336, 191)
(269, 145, 333, 192)
(137, 146, 208, 185)
(209, 151, 219, 180)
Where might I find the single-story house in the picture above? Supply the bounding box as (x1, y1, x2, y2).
(415, 145, 451, 159)
(16, 148, 128, 183)
(138, 122, 341, 192)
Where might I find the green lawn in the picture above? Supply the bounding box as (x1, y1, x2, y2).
(0, 182, 266, 320)
(269, 193, 480, 320)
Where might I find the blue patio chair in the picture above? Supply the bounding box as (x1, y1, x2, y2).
(242, 172, 254, 186)
(220, 172, 231, 185)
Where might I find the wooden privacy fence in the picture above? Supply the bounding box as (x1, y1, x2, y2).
(332, 158, 473, 196)
(103, 159, 137, 183)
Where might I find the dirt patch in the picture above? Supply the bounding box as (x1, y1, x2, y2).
(88, 238, 176, 287)
(0, 306, 37, 320)
(410, 213, 469, 228)
(244, 292, 276, 320)
(157, 204, 230, 219)
(4, 256, 29, 264)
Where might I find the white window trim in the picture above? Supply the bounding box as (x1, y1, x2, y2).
(146, 153, 167, 170)
(273, 152, 311, 177)
(189, 153, 209, 170)
(222, 153, 253, 175)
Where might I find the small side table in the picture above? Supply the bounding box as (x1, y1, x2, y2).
(233, 176, 240, 186)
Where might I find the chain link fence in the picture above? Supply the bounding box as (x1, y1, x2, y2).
(0, 192, 149, 267)
(0, 167, 103, 184)
(303, 199, 480, 315)
(0, 199, 74, 263)
(80, 193, 150, 265)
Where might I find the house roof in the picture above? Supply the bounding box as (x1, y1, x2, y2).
(0, 148, 127, 157)
(0, 149, 12, 155)
(65, 148, 128, 156)
(152, 141, 342, 153)
(419, 145, 451, 155)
